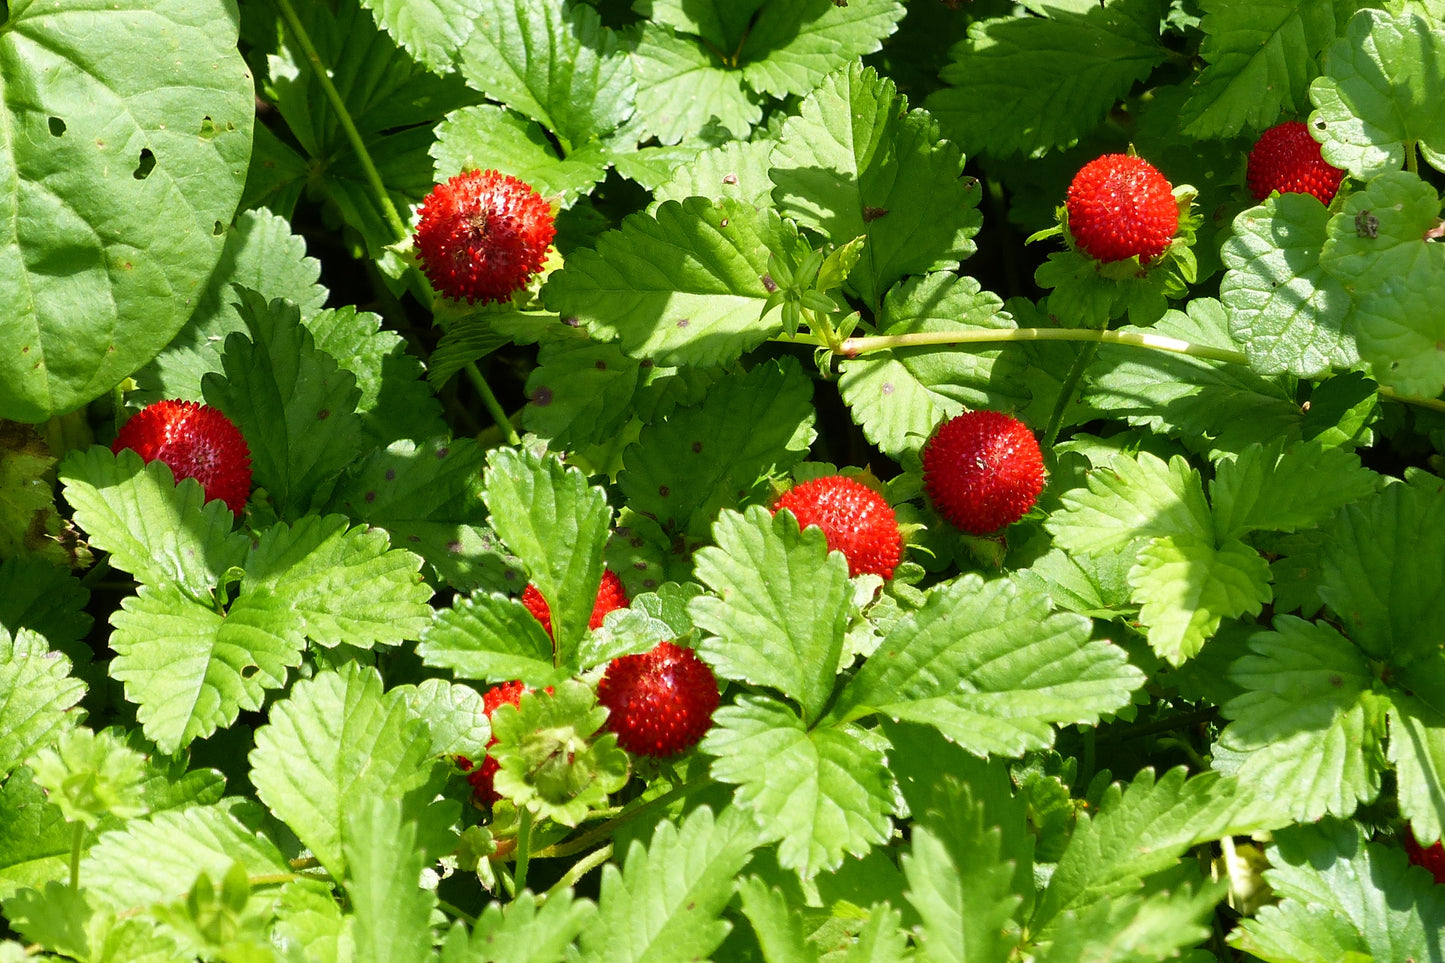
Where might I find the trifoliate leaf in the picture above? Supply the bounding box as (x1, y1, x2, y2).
(627, 24, 762, 145)
(328, 437, 518, 595)
(80, 802, 289, 911)
(837, 273, 1029, 460)
(1388, 693, 1445, 846)
(735, 876, 820, 963)
(620, 358, 815, 543)
(1229, 818, 1445, 962)
(1219, 193, 1358, 378)
(0, 629, 84, 779)
(652, 140, 776, 211)
(242, 514, 432, 649)
(0, 767, 72, 900)
(432, 104, 609, 209)
(1217, 617, 1385, 823)
(0, 422, 73, 567)
(344, 798, 435, 963)
(701, 697, 893, 878)
(360, 0, 481, 74)
(248, 663, 434, 878)
(306, 304, 447, 444)
(1047, 450, 1213, 556)
(1033, 768, 1240, 932)
(543, 197, 798, 368)
(1178, 0, 1342, 137)
(483, 448, 612, 658)
(926, 0, 1167, 158)
(1128, 535, 1272, 665)
(577, 805, 758, 963)
(440, 889, 595, 963)
(1320, 172, 1445, 397)
(417, 592, 564, 688)
(1085, 298, 1305, 457)
(110, 583, 304, 754)
(692, 506, 851, 724)
(133, 209, 329, 406)
(396, 678, 491, 760)
(28, 728, 146, 828)
(901, 777, 1022, 963)
(1318, 481, 1445, 666)
(1310, 7, 1445, 178)
(488, 681, 629, 827)
(58, 448, 249, 602)
(831, 575, 1143, 756)
(459, 0, 633, 151)
(1210, 440, 1379, 540)
(204, 288, 365, 521)
(771, 63, 980, 305)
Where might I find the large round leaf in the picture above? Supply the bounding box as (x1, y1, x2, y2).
(0, 0, 253, 422)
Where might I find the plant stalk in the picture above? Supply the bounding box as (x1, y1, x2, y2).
(535, 778, 705, 860)
(68, 822, 83, 893)
(541, 843, 613, 905)
(464, 363, 523, 446)
(839, 326, 1251, 364)
(513, 808, 533, 896)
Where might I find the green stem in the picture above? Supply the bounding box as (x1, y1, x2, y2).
(438, 899, 478, 926)
(541, 843, 613, 905)
(1043, 342, 1098, 448)
(272, 0, 410, 243)
(464, 363, 522, 446)
(840, 326, 1251, 365)
(513, 808, 533, 896)
(1379, 385, 1445, 414)
(1406, 140, 1420, 176)
(68, 822, 84, 893)
(535, 778, 705, 861)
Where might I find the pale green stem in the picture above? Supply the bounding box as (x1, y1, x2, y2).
(464, 363, 522, 446)
(1043, 342, 1098, 448)
(839, 326, 1251, 364)
(513, 808, 533, 897)
(68, 822, 84, 893)
(272, 0, 410, 243)
(540, 843, 613, 905)
(535, 778, 704, 860)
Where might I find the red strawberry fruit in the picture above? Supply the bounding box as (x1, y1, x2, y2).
(1404, 825, 1445, 885)
(460, 679, 530, 807)
(922, 411, 1045, 535)
(1066, 154, 1179, 264)
(522, 568, 629, 638)
(1246, 120, 1345, 205)
(413, 169, 556, 305)
(111, 399, 252, 515)
(596, 640, 719, 758)
(772, 475, 902, 579)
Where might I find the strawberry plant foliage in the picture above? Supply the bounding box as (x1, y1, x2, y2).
(7, 0, 1445, 957)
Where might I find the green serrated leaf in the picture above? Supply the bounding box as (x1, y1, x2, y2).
(0, 630, 85, 780)
(1229, 818, 1445, 962)
(736, 0, 906, 99)
(833, 575, 1143, 755)
(489, 681, 629, 827)
(577, 582, 702, 671)
(1388, 693, 1445, 846)
(702, 697, 892, 878)
(58, 447, 249, 602)
(1217, 617, 1385, 824)
(243, 514, 432, 649)
(628, 24, 761, 145)
(0, 423, 72, 567)
(483, 448, 612, 659)
(1179, 0, 1344, 137)
(619, 358, 815, 543)
(110, 583, 304, 754)
(417, 592, 563, 688)
(925, 0, 1167, 158)
(203, 288, 365, 520)
(771, 63, 980, 304)
(1128, 535, 1272, 666)
(544, 197, 798, 367)
(397, 678, 491, 760)
(1219, 193, 1358, 378)
(522, 339, 656, 451)
(0, 0, 253, 421)
(441, 889, 595, 963)
(0, 766, 73, 900)
(1310, 7, 1445, 178)
(249, 663, 434, 878)
(28, 727, 147, 828)
(1047, 450, 1213, 556)
(361, 0, 482, 75)
(344, 798, 435, 963)
(652, 140, 776, 211)
(735, 876, 820, 963)
(1210, 440, 1379, 540)
(838, 273, 1028, 460)
(692, 506, 851, 724)
(577, 805, 757, 962)
(431, 104, 609, 209)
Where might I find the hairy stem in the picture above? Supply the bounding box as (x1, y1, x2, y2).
(464, 363, 522, 446)
(535, 778, 706, 861)
(541, 843, 614, 905)
(68, 822, 83, 893)
(1043, 342, 1098, 448)
(513, 808, 533, 896)
(272, 0, 410, 243)
(839, 325, 1251, 364)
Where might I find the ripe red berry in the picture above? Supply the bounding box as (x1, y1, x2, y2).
(522, 568, 629, 638)
(1065, 154, 1179, 264)
(413, 169, 556, 305)
(596, 641, 719, 758)
(111, 400, 252, 515)
(1246, 121, 1345, 205)
(1404, 825, 1445, 885)
(772, 475, 902, 579)
(460, 679, 529, 807)
(921, 411, 1045, 535)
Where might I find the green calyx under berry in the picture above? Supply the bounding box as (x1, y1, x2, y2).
(1065, 153, 1181, 265)
(922, 410, 1046, 536)
(597, 640, 719, 758)
(111, 399, 252, 516)
(772, 474, 902, 579)
(413, 169, 556, 305)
